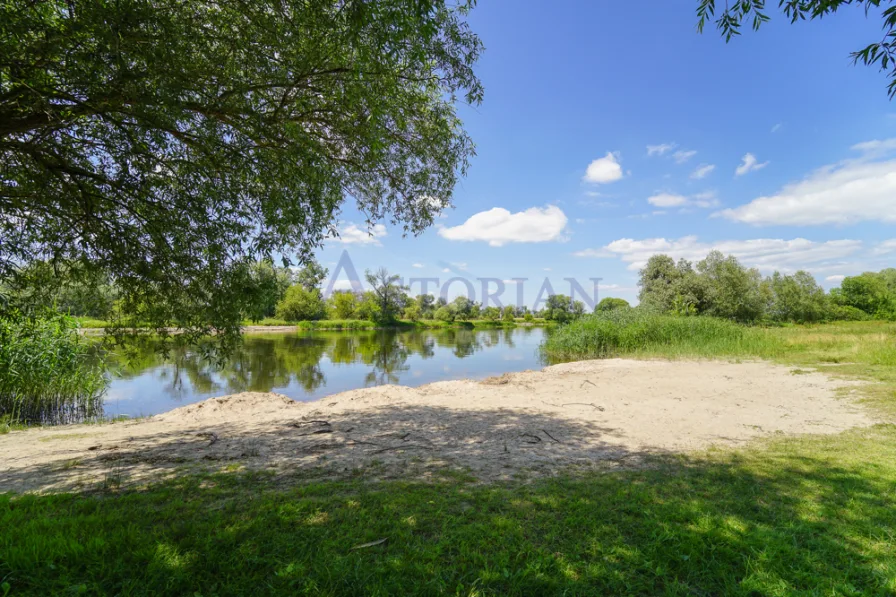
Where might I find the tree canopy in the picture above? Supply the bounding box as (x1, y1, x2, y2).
(1, 0, 482, 346)
(697, 0, 896, 97)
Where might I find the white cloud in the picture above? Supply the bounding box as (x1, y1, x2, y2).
(647, 143, 676, 156)
(690, 164, 716, 179)
(412, 263, 424, 268)
(333, 223, 387, 245)
(647, 191, 719, 210)
(719, 157, 896, 225)
(648, 193, 688, 207)
(438, 205, 568, 247)
(873, 239, 896, 255)
(692, 190, 720, 208)
(735, 153, 769, 176)
(451, 262, 469, 271)
(851, 138, 896, 154)
(672, 149, 697, 164)
(572, 247, 616, 258)
(442, 268, 451, 273)
(576, 235, 863, 274)
(583, 152, 623, 184)
(825, 275, 845, 283)
(771, 123, 782, 133)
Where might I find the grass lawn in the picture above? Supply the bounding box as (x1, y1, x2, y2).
(2, 321, 895, 595)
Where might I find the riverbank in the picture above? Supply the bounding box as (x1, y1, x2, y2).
(0, 358, 874, 493)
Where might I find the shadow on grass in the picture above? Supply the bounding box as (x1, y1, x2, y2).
(2, 426, 895, 596)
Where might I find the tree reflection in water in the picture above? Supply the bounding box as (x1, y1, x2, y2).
(106, 328, 506, 397)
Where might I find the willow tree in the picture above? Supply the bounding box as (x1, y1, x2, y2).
(697, 0, 896, 97)
(0, 0, 482, 348)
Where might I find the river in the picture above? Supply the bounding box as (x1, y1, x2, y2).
(103, 327, 549, 418)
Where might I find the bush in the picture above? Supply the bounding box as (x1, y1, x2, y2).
(827, 305, 872, 322)
(0, 311, 106, 424)
(540, 309, 746, 361)
(596, 297, 630, 312)
(275, 286, 326, 321)
(434, 306, 454, 322)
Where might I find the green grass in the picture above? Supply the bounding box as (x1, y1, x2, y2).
(2, 427, 895, 596)
(3, 319, 896, 595)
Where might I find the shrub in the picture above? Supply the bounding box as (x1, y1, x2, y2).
(596, 297, 630, 312)
(275, 286, 326, 321)
(434, 306, 454, 322)
(0, 311, 106, 424)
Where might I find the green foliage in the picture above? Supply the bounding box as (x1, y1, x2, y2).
(403, 303, 421, 322)
(696, 0, 896, 97)
(274, 287, 325, 322)
(2, 261, 116, 319)
(481, 306, 500, 321)
(764, 271, 828, 323)
(524, 312, 535, 323)
(544, 294, 575, 323)
(638, 256, 705, 314)
(696, 251, 764, 322)
(502, 305, 515, 322)
(1, 0, 482, 342)
(364, 269, 408, 323)
(836, 272, 896, 319)
(0, 311, 106, 424)
(596, 297, 630, 312)
(450, 296, 474, 321)
(434, 306, 455, 322)
(328, 291, 359, 320)
(244, 261, 294, 323)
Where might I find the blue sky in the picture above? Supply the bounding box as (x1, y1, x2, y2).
(317, 1, 896, 307)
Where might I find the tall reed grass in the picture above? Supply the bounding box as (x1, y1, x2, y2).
(540, 309, 770, 362)
(0, 312, 106, 425)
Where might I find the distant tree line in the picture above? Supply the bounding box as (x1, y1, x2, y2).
(2, 259, 600, 325)
(638, 251, 896, 323)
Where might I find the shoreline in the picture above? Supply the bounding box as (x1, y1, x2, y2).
(0, 358, 872, 494)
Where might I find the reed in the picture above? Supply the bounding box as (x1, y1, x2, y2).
(0, 312, 106, 425)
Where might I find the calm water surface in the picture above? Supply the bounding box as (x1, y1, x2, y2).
(104, 327, 549, 417)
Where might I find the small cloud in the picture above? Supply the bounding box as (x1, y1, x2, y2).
(412, 263, 424, 269)
(648, 193, 688, 208)
(771, 123, 782, 133)
(735, 153, 769, 176)
(647, 192, 718, 209)
(332, 222, 388, 245)
(450, 262, 469, 271)
(692, 190, 720, 208)
(872, 239, 896, 255)
(690, 164, 716, 180)
(573, 248, 615, 258)
(584, 190, 602, 197)
(825, 275, 845, 282)
(672, 149, 697, 164)
(647, 143, 676, 156)
(851, 138, 896, 155)
(543, 267, 552, 271)
(442, 268, 451, 273)
(583, 152, 623, 184)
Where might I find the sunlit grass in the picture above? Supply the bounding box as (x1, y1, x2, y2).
(2, 426, 895, 595)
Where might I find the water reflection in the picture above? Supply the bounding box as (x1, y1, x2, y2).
(104, 327, 546, 417)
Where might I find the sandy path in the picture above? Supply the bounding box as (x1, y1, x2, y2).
(0, 359, 873, 493)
